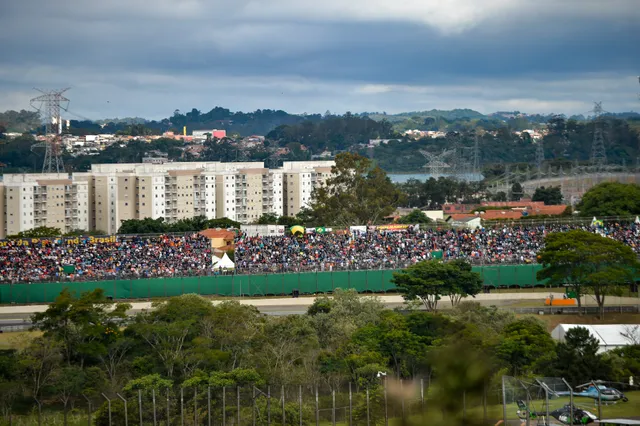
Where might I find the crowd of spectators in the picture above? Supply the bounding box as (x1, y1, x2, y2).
(234, 222, 640, 274)
(0, 222, 639, 283)
(0, 234, 212, 283)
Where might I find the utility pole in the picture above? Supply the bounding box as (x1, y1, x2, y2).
(30, 88, 70, 173)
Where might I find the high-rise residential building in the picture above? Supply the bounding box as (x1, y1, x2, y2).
(281, 161, 334, 217)
(0, 160, 334, 237)
(0, 173, 89, 238)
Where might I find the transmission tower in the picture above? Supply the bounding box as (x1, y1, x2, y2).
(472, 133, 480, 176)
(535, 140, 544, 179)
(420, 149, 453, 178)
(30, 88, 70, 173)
(589, 101, 607, 171)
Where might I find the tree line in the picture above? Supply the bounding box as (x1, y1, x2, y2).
(1, 285, 638, 424)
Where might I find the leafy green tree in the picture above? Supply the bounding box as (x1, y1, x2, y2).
(496, 318, 556, 376)
(445, 260, 484, 307)
(118, 217, 167, 234)
(18, 337, 62, 398)
(392, 260, 482, 312)
(8, 226, 61, 238)
(127, 294, 216, 378)
(547, 326, 612, 385)
(532, 186, 563, 205)
(251, 315, 319, 384)
(64, 228, 107, 236)
(577, 182, 640, 216)
(308, 289, 384, 351)
(256, 213, 278, 224)
(49, 366, 93, 425)
(31, 288, 131, 367)
(537, 230, 640, 316)
(123, 373, 173, 394)
(510, 182, 523, 201)
(397, 209, 431, 224)
(492, 191, 507, 202)
(308, 153, 405, 227)
(277, 216, 300, 227)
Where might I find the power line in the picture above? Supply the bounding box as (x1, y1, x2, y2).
(30, 88, 70, 173)
(420, 149, 453, 178)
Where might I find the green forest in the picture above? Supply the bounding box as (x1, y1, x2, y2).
(2, 287, 639, 425)
(1, 108, 639, 174)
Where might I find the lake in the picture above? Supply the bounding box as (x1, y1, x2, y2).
(388, 173, 484, 183)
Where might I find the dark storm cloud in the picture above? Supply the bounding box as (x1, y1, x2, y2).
(1, 0, 639, 117)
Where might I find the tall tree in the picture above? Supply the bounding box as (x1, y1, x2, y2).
(532, 186, 563, 205)
(31, 288, 131, 367)
(391, 260, 482, 312)
(547, 326, 612, 384)
(577, 182, 640, 216)
(308, 153, 405, 226)
(537, 230, 639, 316)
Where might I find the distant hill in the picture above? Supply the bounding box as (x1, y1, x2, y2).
(2, 104, 640, 138)
(362, 109, 486, 123)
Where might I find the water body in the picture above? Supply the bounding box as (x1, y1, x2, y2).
(388, 173, 484, 183)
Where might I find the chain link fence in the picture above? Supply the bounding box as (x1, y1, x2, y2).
(501, 376, 640, 425)
(0, 378, 505, 426)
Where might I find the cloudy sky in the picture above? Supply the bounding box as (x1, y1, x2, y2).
(1, 0, 639, 119)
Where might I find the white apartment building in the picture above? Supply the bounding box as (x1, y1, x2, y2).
(0, 160, 334, 237)
(0, 173, 89, 237)
(281, 161, 334, 217)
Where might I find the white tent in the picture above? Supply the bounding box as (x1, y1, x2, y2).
(551, 324, 633, 353)
(213, 253, 235, 269)
(211, 255, 221, 266)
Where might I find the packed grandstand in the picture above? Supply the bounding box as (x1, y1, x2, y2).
(0, 222, 639, 283)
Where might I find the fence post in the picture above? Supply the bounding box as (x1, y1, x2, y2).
(238, 386, 241, 426)
(483, 380, 488, 425)
(116, 393, 127, 426)
(278, 385, 283, 426)
(299, 385, 303, 426)
(139, 389, 143, 426)
(366, 388, 370, 426)
(349, 382, 353, 426)
(332, 389, 336, 426)
(561, 378, 573, 425)
(384, 378, 388, 426)
(223, 387, 227, 426)
(181, 387, 185, 426)
(167, 388, 171, 426)
(194, 387, 198, 426)
(35, 397, 42, 426)
(208, 387, 212, 426)
(593, 380, 602, 420)
(268, 385, 271, 426)
(152, 388, 157, 426)
(400, 379, 405, 420)
(253, 386, 257, 426)
(420, 378, 425, 417)
(462, 390, 466, 423)
(102, 393, 112, 426)
(315, 385, 319, 426)
(501, 376, 507, 426)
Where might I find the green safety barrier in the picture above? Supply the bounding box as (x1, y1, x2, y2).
(0, 264, 559, 305)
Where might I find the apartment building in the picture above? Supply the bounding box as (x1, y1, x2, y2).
(281, 161, 334, 217)
(0, 173, 89, 238)
(0, 160, 334, 236)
